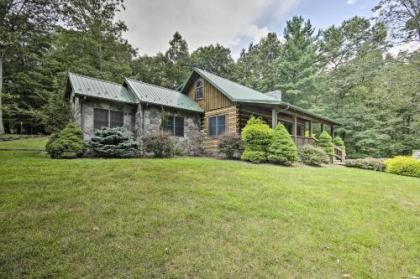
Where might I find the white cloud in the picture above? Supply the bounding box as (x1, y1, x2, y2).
(242, 25, 270, 44)
(346, 0, 358, 5)
(117, 0, 301, 57)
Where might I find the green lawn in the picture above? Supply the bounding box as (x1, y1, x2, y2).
(0, 136, 48, 150)
(0, 139, 419, 278)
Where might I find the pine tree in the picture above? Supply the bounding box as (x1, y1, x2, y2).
(275, 16, 321, 108)
(267, 124, 298, 165)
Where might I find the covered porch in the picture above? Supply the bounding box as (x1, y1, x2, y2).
(237, 103, 345, 161)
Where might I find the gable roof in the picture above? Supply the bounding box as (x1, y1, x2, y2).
(183, 68, 281, 104)
(67, 73, 203, 113)
(68, 73, 137, 104)
(124, 78, 203, 112)
(181, 68, 339, 125)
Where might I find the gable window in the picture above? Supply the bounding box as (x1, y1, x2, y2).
(165, 115, 184, 137)
(195, 79, 204, 100)
(94, 108, 124, 130)
(208, 115, 225, 136)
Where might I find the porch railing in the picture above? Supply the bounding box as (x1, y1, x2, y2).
(293, 136, 315, 147)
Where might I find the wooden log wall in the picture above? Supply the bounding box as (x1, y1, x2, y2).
(187, 78, 232, 111)
(202, 106, 238, 154)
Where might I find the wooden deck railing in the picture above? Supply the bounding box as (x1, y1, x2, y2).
(293, 136, 315, 147)
(333, 146, 346, 162)
(293, 136, 346, 163)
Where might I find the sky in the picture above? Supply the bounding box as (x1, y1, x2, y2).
(117, 0, 379, 58)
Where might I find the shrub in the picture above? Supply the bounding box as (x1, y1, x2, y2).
(241, 150, 267, 164)
(333, 136, 345, 152)
(183, 130, 206, 156)
(298, 145, 329, 166)
(267, 124, 298, 165)
(345, 158, 385, 171)
(240, 116, 273, 163)
(385, 156, 420, 178)
(88, 127, 139, 158)
(45, 122, 86, 159)
(318, 131, 334, 161)
(218, 134, 243, 159)
(142, 132, 175, 158)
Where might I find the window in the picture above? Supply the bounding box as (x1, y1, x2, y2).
(165, 115, 184, 137)
(110, 111, 124, 128)
(94, 108, 109, 130)
(93, 108, 124, 130)
(208, 115, 225, 136)
(195, 79, 204, 100)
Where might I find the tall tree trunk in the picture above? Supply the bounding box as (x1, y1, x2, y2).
(0, 55, 5, 134)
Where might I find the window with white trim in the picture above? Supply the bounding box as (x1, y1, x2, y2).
(208, 115, 225, 136)
(93, 108, 124, 130)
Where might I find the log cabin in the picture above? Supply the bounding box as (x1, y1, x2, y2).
(66, 68, 343, 160)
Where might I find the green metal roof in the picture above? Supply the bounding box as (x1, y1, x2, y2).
(68, 73, 137, 104)
(125, 78, 203, 112)
(190, 68, 281, 104)
(182, 68, 339, 125)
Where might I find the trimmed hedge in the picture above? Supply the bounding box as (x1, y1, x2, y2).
(46, 122, 86, 159)
(298, 145, 329, 166)
(385, 156, 420, 178)
(88, 127, 139, 158)
(345, 158, 386, 171)
(267, 124, 298, 165)
(241, 116, 273, 163)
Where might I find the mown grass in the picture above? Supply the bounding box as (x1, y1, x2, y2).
(0, 136, 48, 149)
(0, 139, 419, 278)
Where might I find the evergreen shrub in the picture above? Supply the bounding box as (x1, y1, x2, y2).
(46, 122, 86, 159)
(298, 145, 329, 166)
(88, 127, 139, 158)
(319, 131, 334, 162)
(267, 124, 298, 165)
(385, 156, 420, 178)
(240, 116, 273, 163)
(333, 136, 345, 152)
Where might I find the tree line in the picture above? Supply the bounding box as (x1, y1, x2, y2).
(0, 0, 419, 158)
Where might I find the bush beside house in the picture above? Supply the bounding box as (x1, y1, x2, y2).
(240, 117, 273, 163)
(218, 134, 243, 159)
(298, 145, 329, 166)
(142, 133, 175, 158)
(319, 131, 334, 161)
(267, 124, 298, 165)
(385, 156, 420, 178)
(88, 127, 139, 158)
(46, 122, 86, 159)
(345, 158, 386, 171)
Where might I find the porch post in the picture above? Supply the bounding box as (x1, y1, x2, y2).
(330, 125, 334, 137)
(321, 123, 324, 132)
(293, 114, 297, 141)
(309, 120, 312, 137)
(271, 108, 278, 129)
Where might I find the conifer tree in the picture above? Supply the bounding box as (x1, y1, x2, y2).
(267, 124, 298, 165)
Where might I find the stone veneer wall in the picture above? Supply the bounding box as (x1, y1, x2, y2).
(70, 95, 202, 154)
(73, 96, 136, 140)
(141, 105, 202, 152)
